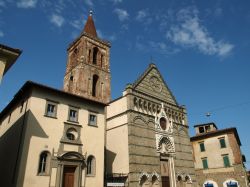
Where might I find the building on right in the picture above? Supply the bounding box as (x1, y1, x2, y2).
(190, 122, 248, 187)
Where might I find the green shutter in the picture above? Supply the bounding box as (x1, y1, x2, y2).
(223, 155, 230, 167)
(220, 138, 226, 148)
(202, 158, 208, 169)
(200, 143, 205, 152)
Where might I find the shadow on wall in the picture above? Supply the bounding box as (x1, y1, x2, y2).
(0, 110, 48, 187)
(106, 148, 117, 174)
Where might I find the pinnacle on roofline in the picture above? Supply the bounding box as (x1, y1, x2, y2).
(83, 10, 97, 38)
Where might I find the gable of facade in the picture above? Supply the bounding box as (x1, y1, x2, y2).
(132, 63, 177, 105)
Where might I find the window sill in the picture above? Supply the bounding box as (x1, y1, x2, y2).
(44, 114, 57, 119)
(37, 173, 50, 176)
(88, 124, 98, 128)
(86, 174, 95, 177)
(67, 119, 79, 124)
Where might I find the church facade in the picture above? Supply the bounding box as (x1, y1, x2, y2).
(106, 64, 197, 187)
(0, 12, 197, 187)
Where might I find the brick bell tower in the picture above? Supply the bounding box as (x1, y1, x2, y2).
(63, 11, 111, 104)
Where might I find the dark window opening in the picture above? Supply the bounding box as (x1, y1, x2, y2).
(200, 142, 205, 152)
(205, 125, 210, 132)
(69, 109, 78, 122)
(199, 126, 205, 133)
(93, 47, 98, 65)
(87, 156, 95, 175)
(70, 75, 73, 81)
(46, 103, 56, 117)
(160, 117, 167, 130)
(100, 54, 103, 67)
(223, 155, 230, 167)
(89, 114, 97, 126)
(66, 132, 75, 140)
(202, 158, 208, 169)
(92, 75, 99, 97)
(38, 152, 47, 174)
(88, 49, 91, 63)
(219, 138, 226, 148)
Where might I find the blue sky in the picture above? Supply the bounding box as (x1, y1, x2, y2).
(1, 0, 250, 169)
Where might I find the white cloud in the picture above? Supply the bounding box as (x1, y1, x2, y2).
(136, 10, 147, 22)
(135, 36, 178, 55)
(0, 30, 4, 37)
(17, 0, 37, 8)
(110, 0, 123, 3)
(0, 1, 6, 7)
(167, 7, 234, 57)
(97, 29, 116, 41)
(84, 0, 93, 7)
(114, 8, 129, 21)
(70, 16, 85, 30)
(50, 14, 64, 27)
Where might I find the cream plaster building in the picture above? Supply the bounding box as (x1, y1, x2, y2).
(106, 64, 197, 187)
(0, 12, 109, 187)
(191, 123, 248, 187)
(0, 43, 22, 83)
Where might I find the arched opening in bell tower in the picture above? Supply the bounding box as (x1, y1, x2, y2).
(93, 47, 98, 65)
(92, 74, 99, 97)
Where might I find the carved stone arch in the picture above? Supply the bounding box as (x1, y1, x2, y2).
(139, 172, 150, 185)
(151, 172, 160, 187)
(223, 179, 239, 187)
(176, 173, 183, 182)
(173, 123, 178, 132)
(203, 180, 218, 187)
(58, 151, 85, 162)
(157, 136, 175, 153)
(151, 171, 160, 181)
(133, 116, 147, 125)
(147, 118, 155, 128)
(184, 174, 192, 183)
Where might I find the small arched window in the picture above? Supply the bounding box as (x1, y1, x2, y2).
(152, 175, 159, 187)
(140, 175, 149, 187)
(38, 151, 50, 175)
(93, 47, 98, 65)
(92, 74, 99, 97)
(88, 49, 91, 63)
(100, 54, 104, 67)
(87, 155, 95, 175)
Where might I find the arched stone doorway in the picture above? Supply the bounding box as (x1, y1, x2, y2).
(56, 152, 85, 187)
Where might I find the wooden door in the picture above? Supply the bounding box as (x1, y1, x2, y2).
(161, 176, 170, 187)
(63, 166, 76, 187)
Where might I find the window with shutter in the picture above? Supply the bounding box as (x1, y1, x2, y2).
(219, 138, 226, 148)
(223, 155, 230, 167)
(199, 142, 205, 152)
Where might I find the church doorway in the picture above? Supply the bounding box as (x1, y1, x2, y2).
(63, 166, 76, 187)
(161, 176, 170, 187)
